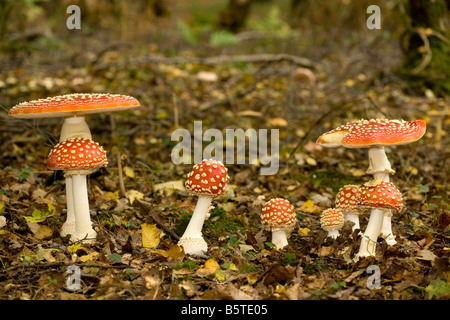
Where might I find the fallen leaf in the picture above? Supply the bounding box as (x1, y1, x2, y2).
(298, 227, 311, 236)
(24, 203, 56, 223)
(80, 251, 99, 263)
(0, 216, 6, 228)
(197, 258, 220, 277)
(126, 189, 144, 204)
(27, 222, 53, 240)
(156, 244, 185, 261)
(266, 117, 288, 127)
(123, 166, 135, 178)
(417, 249, 437, 262)
(153, 180, 185, 196)
(214, 269, 228, 282)
(299, 200, 315, 213)
(141, 223, 160, 250)
(196, 71, 218, 82)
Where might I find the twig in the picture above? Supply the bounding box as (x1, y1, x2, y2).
(136, 199, 180, 241)
(412, 28, 432, 75)
(172, 93, 179, 128)
(116, 150, 126, 198)
(94, 53, 316, 72)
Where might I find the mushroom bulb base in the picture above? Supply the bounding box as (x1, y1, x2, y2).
(178, 237, 208, 257)
(60, 222, 76, 237)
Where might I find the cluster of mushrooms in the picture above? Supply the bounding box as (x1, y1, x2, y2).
(317, 119, 426, 258)
(9, 95, 426, 260)
(9, 94, 140, 243)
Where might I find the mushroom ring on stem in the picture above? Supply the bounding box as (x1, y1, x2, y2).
(356, 179, 403, 258)
(335, 184, 361, 233)
(47, 137, 108, 243)
(320, 208, 345, 239)
(178, 159, 230, 257)
(9, 93, 140, 235)
(316, 118, 425, 244)
(261, 198, 297, 249)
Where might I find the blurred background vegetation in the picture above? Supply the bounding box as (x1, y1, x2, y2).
(0, 0, 448, 101)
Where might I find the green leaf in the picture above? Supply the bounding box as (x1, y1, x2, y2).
(265, 242, 276, 248)
(108, 254, 122, 263)
(24, 203, 56, 223)
(426, 278, 450, 299)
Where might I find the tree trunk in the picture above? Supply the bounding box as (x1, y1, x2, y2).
(217, 0, 253, 33)
(398, 0, 450, 97)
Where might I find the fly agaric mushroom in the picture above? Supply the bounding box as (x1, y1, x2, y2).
(320, 208, 345, 239)
(335, 185, 361, 232)
(316, 119, 425, 245)
(356, 179, 403, 257)
(261, 198, 297, 249)
(9, 93, 139, 236)
(47, 137, 108, 242)
(178, 159, 230, 257)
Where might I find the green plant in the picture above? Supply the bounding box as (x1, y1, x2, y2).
(284, 252, 297, 266)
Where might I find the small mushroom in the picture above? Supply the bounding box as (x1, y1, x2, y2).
(355, 179, 403, 258)
(47, 137, 108, 242)
(178, 159, 230, 257)
(320, 208, 345, 239)
(261, 198, 297, 249)
(335, 184, 361, 233)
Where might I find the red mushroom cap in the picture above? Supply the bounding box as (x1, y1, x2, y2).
(320, 208, 345, 231)
(261, 198, 297, 232)
(335, 185, 360, 213)
(185, 159, 229, 198)
(357, 179, 403, 212)
(47, 137, 108, 172)
(9, 93, 140, 119)
(316, 119, 426, 148)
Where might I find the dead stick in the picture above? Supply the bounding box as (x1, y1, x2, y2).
(95, 53, 316, 71)
(117, 150, 126, 198)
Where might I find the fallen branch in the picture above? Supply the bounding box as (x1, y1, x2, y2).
(94, 53, 316, 72)
(412, 28, 432, 75)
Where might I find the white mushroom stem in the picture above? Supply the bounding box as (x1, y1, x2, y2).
(60, 116, 92, 141)
(327, 229, 340, 239)
(271, 230, 289, 249)
(367, 147, 397, 245)
(68, 172, 97, 242)
(60, 175, 75, 236)
(344, 213, 360, 232)
(178, 197, 212, 256)
(59, 116, 92, 237)
(357, 208, 385, 257)
(366, 147, 394, 177)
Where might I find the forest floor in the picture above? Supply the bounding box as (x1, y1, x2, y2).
(0, 2, 449, 301)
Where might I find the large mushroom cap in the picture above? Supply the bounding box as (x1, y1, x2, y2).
(261, 198, 297, 232)
(335, 185, 360, 213)
(185, 159, 229, 198)
(316, 119, 426, 148)
(47, 137, 108, 172)
(9, 93, 140, 119)
(357, 179, 403, 212)
(320, 208, 345, 231)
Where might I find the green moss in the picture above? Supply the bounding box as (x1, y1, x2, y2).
(175, 206, 245, 238)
(310, 170, 358, 193)
(204, 207, 246, 238)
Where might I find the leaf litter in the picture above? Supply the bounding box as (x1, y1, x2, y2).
(0, 3, 449, 301)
